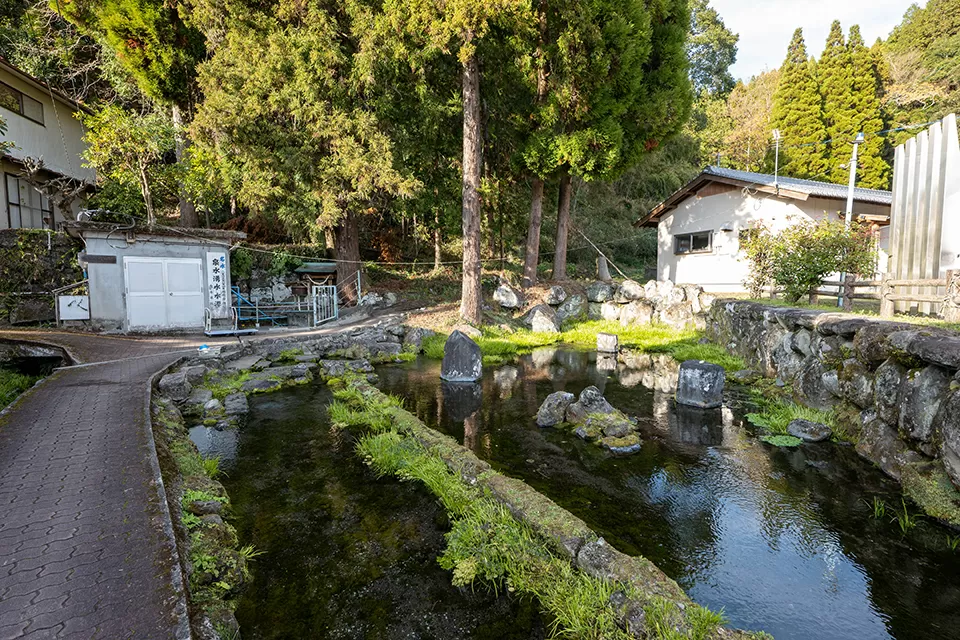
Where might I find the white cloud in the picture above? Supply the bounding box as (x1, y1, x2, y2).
(710, 0, 919, 82)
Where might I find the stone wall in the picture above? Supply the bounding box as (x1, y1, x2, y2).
(0, 229, 82, 324)
(707, 300, 960, 521)
(586, 279, 715, 331)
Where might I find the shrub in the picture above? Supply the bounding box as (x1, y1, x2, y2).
(740, 218, 878, 302)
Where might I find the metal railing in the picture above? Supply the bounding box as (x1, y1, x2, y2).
(312, 285, 339, 326)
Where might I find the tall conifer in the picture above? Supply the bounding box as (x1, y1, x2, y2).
(772, 29, 827, 179)
(849, 25, 890, 189)
(818, 21, 858, 183)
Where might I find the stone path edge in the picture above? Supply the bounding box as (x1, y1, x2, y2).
(144, 356, 193, 640)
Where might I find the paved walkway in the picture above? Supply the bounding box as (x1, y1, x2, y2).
(0, 317, 396, 639)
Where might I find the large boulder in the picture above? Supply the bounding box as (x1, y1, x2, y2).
(614, 280, 646, 303)
(556, 294, 587, 325)
(493, 282, 523, 309)
(873, 359, 906, 425)
(657, 303, 695, 330)
(856, 411, 926, 480)
(620, 300, 654, 327)
(787, 419, 832, 443)
(526, 305, 561, 333)
(440, 331, 483, 382)
(224, 392, 249, 415)
(586, 281, 615, 303)
(675, 360, 724, 409)
(565, 386, 615, 423)
(796, 358, 836, 411)
(546, 286, 567, 306)
(600, 302, 622, 322)
(403, 326, 436, 352)
(899, 365, 952, 443)
(936, 390, 960, 488)
(853, 323, 913, 367)
(839, 358, 874, 409)
(536, 391, 576, 427)
(597, 333, 619, 354)
(159, 371, 192, 402)
(600, 434, 642, 455)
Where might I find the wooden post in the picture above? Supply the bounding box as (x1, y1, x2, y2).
(880, 274, 895, 317)
(944, 270, 960, 322)
(843, 278, 855, 311)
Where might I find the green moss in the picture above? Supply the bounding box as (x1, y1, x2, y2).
(759, 435, 803, 447)
(901, 462, 960, 527)
(274, 347, 304, 363)
(202, 370, 251, 400)
(339, 374, 740, 639)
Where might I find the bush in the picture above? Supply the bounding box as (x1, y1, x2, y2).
(740, 218, 878, 302)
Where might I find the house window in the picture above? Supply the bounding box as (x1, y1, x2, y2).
(674, 231, 713, 255)
(5, 173, 51, 229)
(0, 82, 44, 125)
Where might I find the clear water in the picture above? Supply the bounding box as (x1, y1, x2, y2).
(372, 348, 960, 640)
(208, 386, 545, 640)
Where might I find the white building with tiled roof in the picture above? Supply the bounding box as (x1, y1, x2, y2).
(635, 166, 892, 293)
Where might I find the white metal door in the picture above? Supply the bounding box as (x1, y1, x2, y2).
(125, 258, 166, 329)
(124, 257, 204, 329)
(165, 260, 204, 327)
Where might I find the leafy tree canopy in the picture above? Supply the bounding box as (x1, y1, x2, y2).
(687, 0, 738, 97)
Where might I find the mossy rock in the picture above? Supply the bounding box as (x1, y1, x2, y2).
(901, 461, 960, 527)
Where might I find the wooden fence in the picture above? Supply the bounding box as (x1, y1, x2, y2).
(808, 270, 960, 321)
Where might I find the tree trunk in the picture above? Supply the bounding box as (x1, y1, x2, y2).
(335, 210, 361, 305)
(172, 105, 200, 228)
(460, 52, 483, 325)
(522, 178, 544, 288)
(139, 162, 155, 226)
(434, 208, 442, 272)
(553, 170, 572, 279)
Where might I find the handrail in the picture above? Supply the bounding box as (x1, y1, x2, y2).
(52, 279, 88, 295)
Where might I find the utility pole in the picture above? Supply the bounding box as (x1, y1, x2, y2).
(772, 129, 781, 191)
(838, 132, 866, 308)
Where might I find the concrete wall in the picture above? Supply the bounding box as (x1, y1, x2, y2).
(656, 191, 890, 293)
(0, 68, 94, 183)
(83, 232, 231, 331)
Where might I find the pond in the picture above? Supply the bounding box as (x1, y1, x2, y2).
(206, 385, 545, 639)
(375, 348, 960, 640)
(194, 346, 960, 640)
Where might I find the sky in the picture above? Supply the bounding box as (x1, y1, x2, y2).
(712, 0, 921, 82)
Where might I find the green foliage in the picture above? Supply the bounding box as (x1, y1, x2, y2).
(772, 29, 828, 179)
(230, 248, 253, 282)
(892, 499, 920, 534)
(866, 497, 887, 519)
(745, 398, 835, 436)
(739, 218, 879, 302)
(818, 21, 856, 184)
(758, 435, 802, 448)
(201, 457, 223, 478)
(202, 370, 250, 401)
(0, 368, 39, 409)
(847, 26, 888, 189)
(687, 0, 738, 97)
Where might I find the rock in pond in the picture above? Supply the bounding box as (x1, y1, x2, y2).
(597, 333, 619, 354)
(242, 378, 282, 393)
(601, 434, 642, 455)
(675, 360, 724, 409)
(536, 391, 576, 427)
(787, 419, 832, 443)
(159, 371, 192, 402)
(224, 392, 249, 415)
(565, 386, 616, 423)
(440, 330, 483, 382)
(493, 282, 523, 309)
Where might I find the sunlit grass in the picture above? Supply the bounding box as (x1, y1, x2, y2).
(745, 397, 835, 435)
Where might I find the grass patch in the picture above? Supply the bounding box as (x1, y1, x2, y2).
(340, 376, 737, 639)
(418, 320, 744, 370)
(0, 368, 39, 409)
(745, 397, 835, 436)
(203, 370, 251, 400)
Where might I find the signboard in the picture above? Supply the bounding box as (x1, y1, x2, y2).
(58, 295, 90, 321)
(83, 254, 117, 264)
(205, 251, 230, 319)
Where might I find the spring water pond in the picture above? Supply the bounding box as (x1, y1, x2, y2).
(374, 347, 960, 640)
(194, 346, 960, 640)
(205, 384, 545, 639)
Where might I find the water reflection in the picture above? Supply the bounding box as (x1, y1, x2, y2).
(375, 347, 960, 640)
(189, 424, 239, 463)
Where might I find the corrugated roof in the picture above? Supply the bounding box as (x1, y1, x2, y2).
(703, 166, 892, 205)
(635, 165, 893, 227)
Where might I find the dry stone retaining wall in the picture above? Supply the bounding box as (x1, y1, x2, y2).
(586, 279, 715, 331)
(707, 300, 960, 510)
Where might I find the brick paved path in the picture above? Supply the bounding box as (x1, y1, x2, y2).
(0, 317, 397, 638)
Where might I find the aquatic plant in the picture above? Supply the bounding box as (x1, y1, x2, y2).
(946, 535, 960, 552)
(745, 399, 835, 436)
(201, 456, 223, 479)
(892, 499, 920, 535)
(866, 497, 886, 519)
(758, 434, 803, 448)
(239, 544, 265, 560)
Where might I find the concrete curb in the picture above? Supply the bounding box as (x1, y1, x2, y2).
(144, 356, 193, 640)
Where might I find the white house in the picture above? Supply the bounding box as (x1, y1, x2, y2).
(0, 57, 95, 229)
(635, 166, 893, 293)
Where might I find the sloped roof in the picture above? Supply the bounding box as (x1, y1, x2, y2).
(636, 165, 893, 227)
(0, 57, 92, 115)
